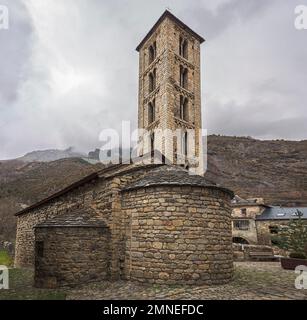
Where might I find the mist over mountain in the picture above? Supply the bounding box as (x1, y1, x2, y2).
(16, 147, 86, 163)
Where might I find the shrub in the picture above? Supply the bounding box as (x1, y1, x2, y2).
(277, 210, 307, 259)
(0, 250, 13, 266)
(271, 235, 285, 247)
(289, 252, 306, 259)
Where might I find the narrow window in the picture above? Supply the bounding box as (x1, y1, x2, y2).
(180, 66, 184, 87)
(153, 68, 156, 89)
(180, 95, 184, 119)
(35, 241, 44, 258)
(150, 132, 155, 154)
(148, 69, 156, 93)
(148, 99, 155, 124)
(183, 99, 188, 121)
(148, 41, 157, 64)
(182, 131, 188, 156)
(179, 36, 183, 56)
(180, 96, 188, 121)
(241, 208, 247, 217)
(180, 66, 188, 89)
(149, 73, 154, 93)
(233, 220, 249, 231)
(183, 40, 188, 59)
(179, 37, 188, 59)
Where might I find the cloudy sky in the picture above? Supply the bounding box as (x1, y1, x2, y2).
(0, 0, 307, 159)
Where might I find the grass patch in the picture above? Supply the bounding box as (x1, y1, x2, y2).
(0, 269, 66, 300)
(0, 250, 13, 266)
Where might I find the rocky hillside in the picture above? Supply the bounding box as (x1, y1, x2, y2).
(206, 135, 307, 207)
(0, 158, 103, 242)
(0, 136, 306, 242)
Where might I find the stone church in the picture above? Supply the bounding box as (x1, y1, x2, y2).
(14, 10, 234, 288)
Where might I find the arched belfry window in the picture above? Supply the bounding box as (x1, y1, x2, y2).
(180, 65, 188, 89)
(148, 99, 155, 124)
(180, 95, 188, 121)
(149, 68, 156, 93)
(150, 132, 155, 155)
(182, 131, 188, 156)
(179, 37, 188, 59)
(148, 41, 157, 65)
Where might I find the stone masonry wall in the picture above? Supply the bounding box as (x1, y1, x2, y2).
(15, 180, 97, 268)
(232, 205, 266, 219)
(122, 185, 233, 285)
(34, 226, 110, 288)
(138, 17, 203, 174)
(232, 218, 258, 244)
(15, 182, 107, 267)
(15, 165, 158, 272)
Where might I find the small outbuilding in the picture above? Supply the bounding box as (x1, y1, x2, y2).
(34, 210, 110, 288)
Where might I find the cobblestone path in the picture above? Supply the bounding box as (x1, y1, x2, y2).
(67, 262, 307, 300)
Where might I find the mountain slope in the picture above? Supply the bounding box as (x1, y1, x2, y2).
(205, 135, 307, 206)
(17, 147, 85, 162)
(0, 158, 103, 242)
(1, 135, 307, 242)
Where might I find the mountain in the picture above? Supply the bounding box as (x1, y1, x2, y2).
(205, 135, 307, 207)
(17, 147, 86, 162)
(0, 158, 103, 242)
(0, 135, 307, 243)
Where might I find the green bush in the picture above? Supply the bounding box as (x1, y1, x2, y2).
(0, 250, 13, 266)
(289, 252, 306, 259)
(271, 235, 285, 247)
(278, 210, 307, 259)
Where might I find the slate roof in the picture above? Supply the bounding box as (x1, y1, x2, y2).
(232, 195, 256, 204)
(231, 195, 269, 207)
(15, 172, 100, 216)
(35, 210, 107, 228)
(136, 10, 205, 51)
(256, 207, 307, 220)
(15, 162, 162, 216)
(122, 165, 234, 196)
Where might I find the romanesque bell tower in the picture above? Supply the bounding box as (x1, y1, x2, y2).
(136, 10, 205, 174)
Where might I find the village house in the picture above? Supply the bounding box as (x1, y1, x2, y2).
(231, 195, 307, 246)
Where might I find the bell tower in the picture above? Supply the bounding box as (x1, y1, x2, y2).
(136, 10, 205, 174)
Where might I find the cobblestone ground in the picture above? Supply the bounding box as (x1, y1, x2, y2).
(67, 262, 307, 300)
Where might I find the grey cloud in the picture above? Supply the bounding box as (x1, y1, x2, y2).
(0, 0, 306, 159)
(206, 98, 307, 140)
(0, 1, 33, 103)
(185, 0, 277, 40)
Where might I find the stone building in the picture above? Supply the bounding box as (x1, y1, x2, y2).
(136, 10, 204, 174)
(231, 195, 307, 245)
(231, 196, 269, 245)
(14, 11, 234, 288)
